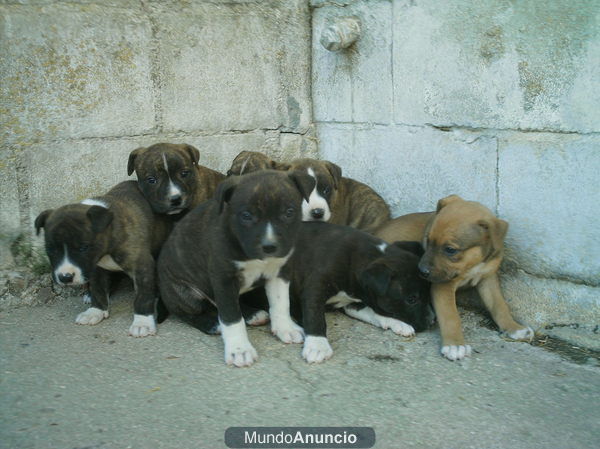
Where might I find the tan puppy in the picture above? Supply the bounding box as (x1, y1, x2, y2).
(375, 195, 533, 360)
(226, 151, 289, 176)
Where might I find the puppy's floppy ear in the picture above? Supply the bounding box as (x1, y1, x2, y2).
(324, 161, 342, 189)
(478, 217, 508, 257)
(288, 170, 315, 202)
(87, 206, 113, 234)
(392, 241, 424, 257)
(184, 144, 200, 165)
(127, 147, 146, 176)
(215, 176, 239, 213)
(34, 209, 53, 236)
(360, 260, 392, 298)
(436, 194, 462, 212)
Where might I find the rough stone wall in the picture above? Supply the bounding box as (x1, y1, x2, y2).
(0, 0, 316, 268)
(312, 0, 600, 335)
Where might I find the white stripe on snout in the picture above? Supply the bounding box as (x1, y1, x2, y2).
(162, 152, 182, 198)
(54, 245, 84, 285)
(81, 199, 108, 208)
(265, 222, 275, 242)
(301, 168, 331, 222)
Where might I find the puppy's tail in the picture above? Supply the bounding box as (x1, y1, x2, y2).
(156, 298, 170, 323)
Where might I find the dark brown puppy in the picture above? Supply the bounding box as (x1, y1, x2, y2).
(157, 170, 313, 367)
(226, 150, 289, 176)
(286, 158, 391, 234)
(128, 142, 225, 215)
(375, 195, 533, 361)
(35, 181, 172, 337)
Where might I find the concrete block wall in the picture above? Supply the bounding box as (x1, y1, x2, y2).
(0, 0, 316, 266)
(312, 0, 600, 335)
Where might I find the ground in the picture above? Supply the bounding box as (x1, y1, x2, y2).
(1, 286, 598, 449)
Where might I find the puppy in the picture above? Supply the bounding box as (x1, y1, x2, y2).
(286, 158, 391, 233)
(127, 142, 225, 215)
(157, 170, 313, 367)
(35, 181, 172, 337)
(375, 195, 534, 360)
(226, 151, 289, 176)
(287, 222, 432, 363)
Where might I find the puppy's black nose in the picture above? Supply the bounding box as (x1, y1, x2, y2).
(418, 263, 430, 278)
(262, 244, 277, 254)
(311, 208, 325, 219)
(58, 273, 74, 284)
(170, 195, 182, 206)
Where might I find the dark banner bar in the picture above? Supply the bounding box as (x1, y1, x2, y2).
(225, 427, 375, 448)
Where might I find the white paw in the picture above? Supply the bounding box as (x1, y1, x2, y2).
(224, 342, 258, 367)
(505, 326, 534, 341)
(82, 292, 92, 304)
(128, 314, 157, 337)
(379, 316, 415, 337)
(271, 319, 304, 344)
(441, 345, 472, 361)
(75, 307, 108, 325)
(302, 336, 333, 364)
(245, 310, 270, 326)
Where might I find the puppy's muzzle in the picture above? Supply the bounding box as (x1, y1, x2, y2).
(169, 194, 182, 207)
(58, 272, 74, 284)
(310, 208, 325, 220)
(418, 261, 431, 280)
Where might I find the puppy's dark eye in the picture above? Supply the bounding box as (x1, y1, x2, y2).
(285, 208, 295, 218)
(79, 244, 90, 253)
(146, 176, 157, 185)
(443, 246, 459, 256)
(180, 170, 190, 178)
(406, 294, 418, 305)
(240, 211, 253, 222)
(322, 186, 332, 195)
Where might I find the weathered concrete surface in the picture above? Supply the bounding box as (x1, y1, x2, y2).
(317, 123, 497, 216)
(0, 150, 20, 267)
(391, 0, 600, 132)
(498, 133, 600, 285)
(0, 2, 155, 144)
(1, 288, 598, 449)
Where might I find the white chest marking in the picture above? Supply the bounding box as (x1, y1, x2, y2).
(302, 168, 331, 222)
(235, 251, 292, 293)
(97, 255, 123, 272)
(458, 262, 492, 288)
(326, 291, 361, 309)
(81, 199, 108, 208)
(377, 242, 388, 253)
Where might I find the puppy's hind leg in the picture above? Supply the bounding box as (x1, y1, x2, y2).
(239, 288, 270, 326)
(477, 274, 534, 341)
(343, 303, 415, 337)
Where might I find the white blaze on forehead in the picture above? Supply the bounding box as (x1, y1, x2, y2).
(162, 152, 182, 198)
(302, 167, 331, 222)
(81, 199, 108, 208)
(55, 245, 84, 285)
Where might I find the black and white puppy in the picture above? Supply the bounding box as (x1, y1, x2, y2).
(35, 181, 172, 337)
(287, 222, 432, 363)
(157, 170, 313, 367)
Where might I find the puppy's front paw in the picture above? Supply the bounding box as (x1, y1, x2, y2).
(379, 317, 415, 337)
(128, 314, 157, 337)
(302, 336, 333, 364)
(245, 310, 270, 326)
(441, 345, 472, 361)
(75, 307, 108, 325)
(505, 326, 534, 341)
(224, 342, 258, 367)
(271, 319, 304, 344)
